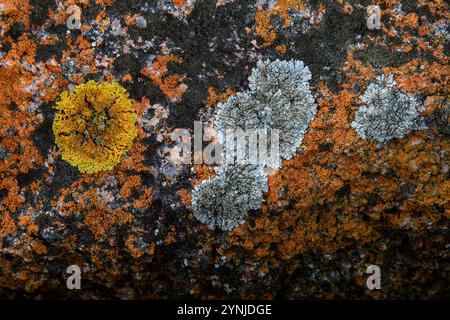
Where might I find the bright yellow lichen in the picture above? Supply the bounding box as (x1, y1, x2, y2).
(53, 80, 138, 173)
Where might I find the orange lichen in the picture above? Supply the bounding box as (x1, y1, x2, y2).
(0, 0, 31, 36)
(276, 0, 305, 27)
(255, 0, 306, 46)
(60, 35, 110, 84)
(384, 60, 449, 100)
(172, 0, 185, 9)
(53, 177, 135, 243)
(125, 235, 145, 258)
(177, 188, 192, 206)
(84, 203, 133, 241)
(96, 0, 113, 5)
(132, 96, 151, 118)
(3, 33, 36, 65)
(118, 140, 153, 172)
(206, 87, 235, 108)
(31, 241, 47, 255)
(18, 214, 39, 235)
(343, 50, 377, 84)
(133, 187, 153, 209)
(121, 73, 133, 83)
(192, 165, 216, 186)
(255, 9, 276, 47)
(0, 61, 43, 228)
(141, 54, 187, 102)
(343, 2, 353, 14)
(0, 213, 17, 239)
(275, 44, 287, 54)
(120, 175, 142, 199)
(148, 242, 155, 255)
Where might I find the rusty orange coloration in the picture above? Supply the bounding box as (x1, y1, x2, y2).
(141, 54, 187, 102)
(0, 0, 448, 299)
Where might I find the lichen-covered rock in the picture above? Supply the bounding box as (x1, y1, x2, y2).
(191, 164, 267, 231)
(0, 0, 448, 300)
(351, 75, 426, 145)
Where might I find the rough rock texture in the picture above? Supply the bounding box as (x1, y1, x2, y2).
(0, 0, 449, 299)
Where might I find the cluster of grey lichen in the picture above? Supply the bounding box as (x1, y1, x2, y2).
(192, 59, 317, 231)
(352, 75, 426, 145)
(191, 165, 268, 231)
(215, 59, 317, 163)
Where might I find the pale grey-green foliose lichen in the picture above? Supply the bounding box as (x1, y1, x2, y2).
(192, 59, 317, 231)
(352, 75, 427, 145)
(215, 59, 317, 167)
(191, 164, 267, 231)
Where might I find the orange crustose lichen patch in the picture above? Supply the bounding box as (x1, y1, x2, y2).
(0, 0, 31, 36)
(133, 187, 153, 209)
(206, 87, 235, 108)
(255, 0, 306, 46)
(177, 188, 192, 206)
(172, 0, 185, 9)
(255, 9, 276, 47)
(192, 165, 216, 186)
(141, 54, 187, 102)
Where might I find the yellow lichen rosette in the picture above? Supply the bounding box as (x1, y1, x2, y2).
(53, 81, 138, 173)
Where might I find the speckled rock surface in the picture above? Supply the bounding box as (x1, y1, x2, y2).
(0, 0, 448, 299)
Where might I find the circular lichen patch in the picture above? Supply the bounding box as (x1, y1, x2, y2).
(53, 80, 137, 173)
